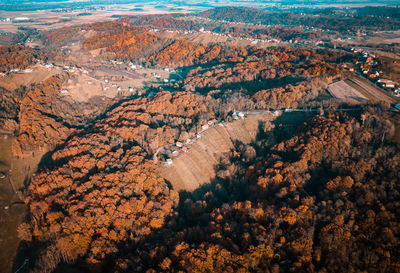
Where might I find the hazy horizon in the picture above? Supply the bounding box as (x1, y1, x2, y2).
(0, 0, 398, 10)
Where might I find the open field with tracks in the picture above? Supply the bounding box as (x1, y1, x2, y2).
(327, 80, 368, 104)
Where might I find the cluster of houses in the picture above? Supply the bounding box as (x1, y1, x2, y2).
(351, 47, 399, 96)
(164, 139, 192, 166)
(102, 60, 180, 86)
(13, 17, 30, 22)
(151, 72, 172, 83)
(200, 119, 218, 131)
(62, 65, 89, 74)
(2, 68, 33, 75)
(101, 79, 135, 93)
(101, 60, 144, 72)
(163, 118, 226, 166)
(341, 63, 355, 72)
(150, 26, 283, 45)
(151, 71, 178, 85)
(200, 17, 324, 44)
(377, 79, 398, 89)
(232, 111, 245, 120)
(60, 60, 181, 95)
(352, 47, 378, 77)
(129, 62, 142, 70)
(43, 62, 90, 76)
(0, 62, 62, 80)
(63, 63, 139, 94)
(163, 112, 251, 166)
(1, 62, 41, 76)
(161, 107, 312, 166)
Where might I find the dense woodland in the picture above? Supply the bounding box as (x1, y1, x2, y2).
(12, 76, 113, 156)
(107, 107, 400, 273)
(0, 85, 27, 132)
(19, 103, 400, 273)
(0, 45, 43, 72)
(18, 91, 215, 272)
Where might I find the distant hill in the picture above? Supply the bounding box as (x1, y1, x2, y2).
(199, 6, 400, 31)
(1, 0, 399, 12)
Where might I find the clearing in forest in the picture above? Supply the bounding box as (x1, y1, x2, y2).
(327, 80, 368, 104)
(159, 113, 274, 191)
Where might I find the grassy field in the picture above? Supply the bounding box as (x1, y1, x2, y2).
(377, 55, 400, 82)
(0, 134, 46, 273)
(0, 65, 60, 91)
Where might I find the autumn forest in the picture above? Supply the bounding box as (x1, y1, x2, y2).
(0, 4, 400, 273)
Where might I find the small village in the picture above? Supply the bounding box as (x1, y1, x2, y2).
(156, 117, 222, 166)
(156, 112, 249, 167)
(0, 58, 185, 99)
(351, 47, 400, 96)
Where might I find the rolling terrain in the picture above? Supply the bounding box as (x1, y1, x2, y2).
(0, 5, 399, 273)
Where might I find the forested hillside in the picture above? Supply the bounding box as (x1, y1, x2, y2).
(1, 5, 399, 273)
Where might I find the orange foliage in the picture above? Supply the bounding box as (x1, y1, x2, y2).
(0, 45, 42, 72)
